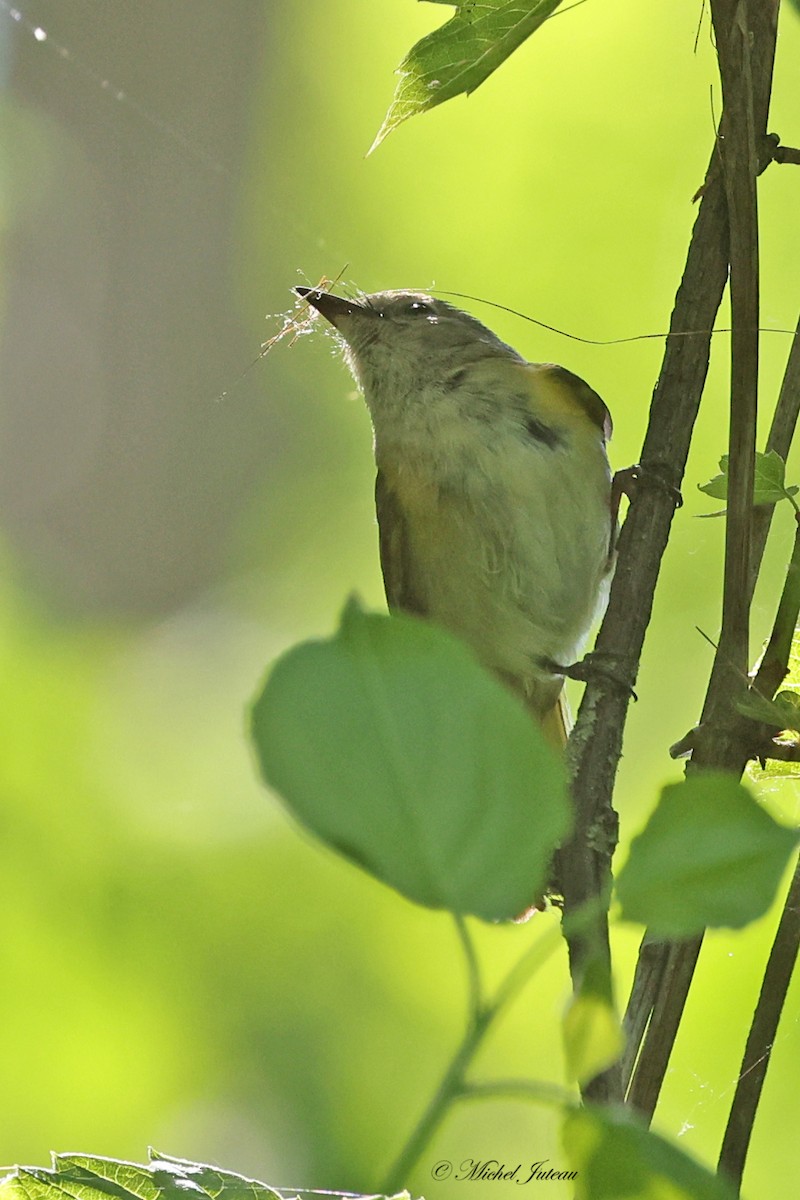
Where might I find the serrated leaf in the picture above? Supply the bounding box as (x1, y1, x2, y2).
(51, 1157, 162, 1200)
(697, 455, 730, 502)
(251, 597, 570, 920)
(754, 450, 798, 503)
(145, 1154, 280, 1200)
(616, 771, 799, 936)
(563, 1106, 737, 1199)
(371, 0, 564, 150)
(0, 1157, 407, 1200)
(775, 689, 800, 729)
(736, 688, 800, 732)
(698, 449, 798, 513)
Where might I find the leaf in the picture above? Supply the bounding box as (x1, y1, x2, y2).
(616, 771, 799, 937)
(697, 455, 730, 502)
(371, 0, 564, 151)
(698, 449, 798, 515)
(736, 687, 800, 732)
(563, 1105, 737, 1199)
(0, 1155, 412, 1200)
(0, 1154, 283, 1200)
(251, 596, 570, 921)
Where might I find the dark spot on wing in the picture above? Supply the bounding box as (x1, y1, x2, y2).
(524, 414, 563, 450)
(547, 365, 613, 441)
(444, 368, 469, 390)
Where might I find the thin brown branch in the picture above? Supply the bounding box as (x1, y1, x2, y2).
(751, 315, 800, 593)
(562, 127, 731, 1108)
(773, 144, 800, 165)
(629, 479, 800, 1124)
(718, 854, 800, 1189)
(752, 521, 800, 700)
(755, 738, 800, 761)
(625, 937, 704, 1110)
(627, 516, 800, 1113)
(623, 0, 780, 1124)
(714, 0, 759, 690)
(621, 935, 671, 1091)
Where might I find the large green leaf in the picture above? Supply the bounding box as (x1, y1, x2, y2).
(251, 597, 569, 920)
(0, 1154, 409, 1200)
(371, 0, 564, 150)
(0, 1153, 282, 1200)
(616, 771, 799, 937)
(563, 1106, 737, 1199)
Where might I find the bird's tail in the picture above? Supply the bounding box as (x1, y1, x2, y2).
(539, 692, 571, 750)
(511, 691, 571, 921)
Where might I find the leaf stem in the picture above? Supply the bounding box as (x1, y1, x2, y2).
(381, 920, 561, 1193)
(624, 0, 780, 1122)
(458, 1079, 575, 1108)
(453, 914, 482, 1021)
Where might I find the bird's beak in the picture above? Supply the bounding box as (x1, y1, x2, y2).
(294, 287, 369, 329)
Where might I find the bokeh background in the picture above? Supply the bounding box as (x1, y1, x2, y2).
(1, 1, 799, 1196)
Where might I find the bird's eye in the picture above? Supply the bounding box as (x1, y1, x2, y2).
(406, 300, 434, 316)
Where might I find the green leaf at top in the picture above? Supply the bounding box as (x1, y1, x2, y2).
(563, 1105, 737, 1199)
(371, 0, 564, 151)
(251, 596, 569, 921)
(698, 449, 799, 515)
(616, 771, 799, 937)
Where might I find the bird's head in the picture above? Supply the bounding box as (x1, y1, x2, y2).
(295, 287, 522, 408)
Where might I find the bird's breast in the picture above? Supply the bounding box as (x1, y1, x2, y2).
(376, 420, 612, 691)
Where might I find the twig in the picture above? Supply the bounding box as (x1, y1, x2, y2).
(381, 922, 561, 1191)
(629, 314, 800, 1097)
(718, 854, 800, 1188)
(620, 935, 670, 1091)
(628, 434, 800, 1126)
(752, 519, 800, 700)
(623, 0, 780, 1122)
(773, 144, 800, 165)
(561, 68, 732, 1111)
(714, 0, 759, 693)
(754, 738, 800, 761)
(710, 522, 800, 1189)
(751, 314, 800, 594)
(625, 938, 705, 1110)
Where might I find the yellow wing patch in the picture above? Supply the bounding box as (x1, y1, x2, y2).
(504, 361, 612, 443)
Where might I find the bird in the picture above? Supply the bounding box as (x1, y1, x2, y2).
(295, 286, 615, 748)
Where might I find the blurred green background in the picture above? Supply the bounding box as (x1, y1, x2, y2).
(1, 1, 799, 1196)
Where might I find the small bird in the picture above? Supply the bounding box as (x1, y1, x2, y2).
(295, 287, 615, 747)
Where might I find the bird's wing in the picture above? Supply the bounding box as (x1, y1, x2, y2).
(519, 362, 612, 443)
(374, 469, 428, 616)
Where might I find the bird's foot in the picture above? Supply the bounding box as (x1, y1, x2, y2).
(612, 461, 683, 512)
(538, 651, 638, 701)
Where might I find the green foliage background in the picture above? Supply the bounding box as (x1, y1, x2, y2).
(1, 2, 799, 1197)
